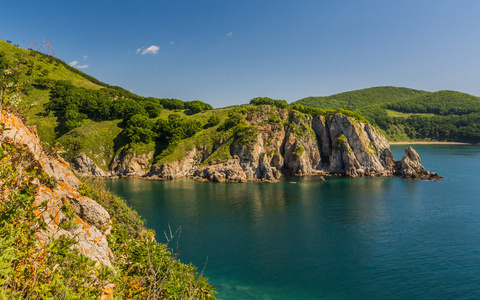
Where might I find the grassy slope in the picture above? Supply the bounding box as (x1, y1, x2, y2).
(154, 107, 237, 165)
(0, 40, 105, 145)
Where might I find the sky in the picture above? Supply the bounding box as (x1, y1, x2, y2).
(2, 0, 480, 108)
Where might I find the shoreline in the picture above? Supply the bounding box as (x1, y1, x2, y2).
(389, 141, 473, 145)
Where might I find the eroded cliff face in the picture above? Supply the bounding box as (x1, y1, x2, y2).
(109, 148, 153, 177)
(71, 106, 439, 182)
(151, 107, 402, 182)
(0, 111, 113, 267)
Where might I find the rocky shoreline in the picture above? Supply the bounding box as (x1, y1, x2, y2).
(73, 108, 442, 182)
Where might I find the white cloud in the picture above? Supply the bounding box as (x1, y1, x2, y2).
(226, 32, 233, 37)
(77, 65, 88, 69)
(83, 55, 88, 60)
(69, 60, 78, 67)
(136, 45, 160, 55)
(170, 41, 175, 45)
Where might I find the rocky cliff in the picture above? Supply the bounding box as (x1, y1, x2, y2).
(73, 106, 440, 182)
(0, 111, 113, 267)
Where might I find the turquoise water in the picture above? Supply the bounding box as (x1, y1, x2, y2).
(104, 145, 480, 299)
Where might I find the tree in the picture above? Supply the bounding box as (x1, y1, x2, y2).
(123, 114, 155, 144)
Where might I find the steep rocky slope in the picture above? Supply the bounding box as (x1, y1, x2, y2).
(0, 110, 113, 267)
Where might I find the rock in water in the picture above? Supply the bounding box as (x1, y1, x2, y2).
(395, 146, 442, 180)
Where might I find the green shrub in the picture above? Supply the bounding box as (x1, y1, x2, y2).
(205, 115, 221, 128)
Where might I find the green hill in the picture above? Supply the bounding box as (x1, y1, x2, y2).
(293, 86, 428, 110)
(385, 90, 480, 115)
(294, 87, 480, 143)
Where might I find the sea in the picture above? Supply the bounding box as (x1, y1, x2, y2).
(104, 145, 480, 300)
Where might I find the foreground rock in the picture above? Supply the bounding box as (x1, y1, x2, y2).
(0, 111, 113, 267)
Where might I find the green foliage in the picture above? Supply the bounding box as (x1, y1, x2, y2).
(158, 98, 185, 110)
(250, 97, 290, 109)
(292, 104, 370, 124)
(218, 113, 245, 131)
(293, 86, 427, 110)
(292, 146, 305, 157)
(141, 98, 163, 118)
(0, 142, 110, 299)
(184, 100, 213, 115)
(205, 115, 221, 128)
(293, 86, 480, 143)
(123, 114, 155, 144)
(155, 114, 203, 157)
(232, 124, 259, 148)
(0, 136, 216, 299)
(60, 108, 86, 133)
(386, 90, 480, 116)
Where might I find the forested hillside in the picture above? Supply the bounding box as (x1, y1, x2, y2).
(294, 87, 428, 111)
(295, 87, 480, 143)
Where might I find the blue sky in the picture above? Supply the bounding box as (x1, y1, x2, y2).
(2, 0, 480, 107)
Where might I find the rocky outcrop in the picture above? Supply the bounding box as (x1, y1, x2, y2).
(149, 148, 202, 179)
(35, 182, 113, 267)
(148, 108, 439, 182)
(109, 148, 154, 177)
(72, 152, 107, 177)
(0, 111, 81, 189)
(66, 106, 439, 182)
(0, 111, 113, 267)
(394, 146, 442, 180)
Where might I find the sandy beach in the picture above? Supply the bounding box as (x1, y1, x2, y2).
(389, 141, 473, 145)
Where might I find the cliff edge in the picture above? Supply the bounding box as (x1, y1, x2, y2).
(81, 106, 439, 182)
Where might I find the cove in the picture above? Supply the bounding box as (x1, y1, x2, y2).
(104, 145, 480, 299)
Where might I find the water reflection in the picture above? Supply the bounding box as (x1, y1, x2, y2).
(104, 145, 480, 300)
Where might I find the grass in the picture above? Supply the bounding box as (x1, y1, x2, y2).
(0, 40, 102, 91)
(57, 119, 124, 170)
(385, 109, 435, 118)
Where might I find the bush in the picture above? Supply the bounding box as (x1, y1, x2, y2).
(250, 97, 289, 109)
(205, 115, 221, 128)
(123, 114, 155, 144)
(158, 98, 185, 110)
(156, 114, 203, 144)
(218, 114, 245, 131)
(184, 100, 213, 115)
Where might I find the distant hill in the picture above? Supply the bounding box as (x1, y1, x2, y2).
(293, 87, 480, 143)
(293, 86, 428, 111)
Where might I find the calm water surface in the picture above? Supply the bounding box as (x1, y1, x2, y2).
(105, 145, 480, 299)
